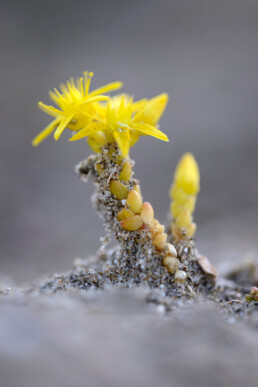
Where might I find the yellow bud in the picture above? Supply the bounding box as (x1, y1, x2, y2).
(120, 215, 143, 231)
(87, 132, 107, 153)
(174, 153, 200, 195)
(175, 270, 187, 282)
(110, 180, 129, 200)
(175, 209, 192, 229)
(169, 153, 200, 241)
(163, 256, 179, 274)
(126, 190, 143, 214)
(140, 202, 154, 225)
(117, 208, 135, 220)
(119, 162, 132, 182)
(153, 232, 167, 250)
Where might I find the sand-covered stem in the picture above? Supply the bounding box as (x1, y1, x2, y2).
(76, 144, 168, 275)
(75, 144, 214, 293)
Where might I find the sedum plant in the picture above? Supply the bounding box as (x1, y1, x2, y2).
(33, 70, 216, 295)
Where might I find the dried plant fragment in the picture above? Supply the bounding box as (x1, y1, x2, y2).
(197, 256, 219, 277)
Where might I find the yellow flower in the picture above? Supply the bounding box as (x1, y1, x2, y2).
(95, 94, 148, 118)
(32, 71, 122, 146)
(70, 93, 169, 156)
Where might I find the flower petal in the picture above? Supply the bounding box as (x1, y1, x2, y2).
(113, 129, 130, 156)
(118, 95, 132, 123)
(54, 115, 73, 141)
(90, 82, 123, 97)
(129, 131, 140, 147)
(81, 95, 109, 105)
(131, 123, 169, 142)
(38, 102, 65, 117)
(132, 93, 169, 125)
(84, 71, 94, 96)
(32, 118, 61, 147)
(69, 122, 108, 141)
(132, 98, 147, 113)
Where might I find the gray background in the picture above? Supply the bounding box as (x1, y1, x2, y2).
(0, 0, 258, 284)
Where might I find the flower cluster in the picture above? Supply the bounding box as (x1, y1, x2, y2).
(170, 153, 200, 240)
(33, 71, 169, 156)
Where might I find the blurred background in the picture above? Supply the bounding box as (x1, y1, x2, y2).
(0, 0, 257, 285)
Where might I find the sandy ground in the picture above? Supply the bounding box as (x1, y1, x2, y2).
(0, 276, 258, 387)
